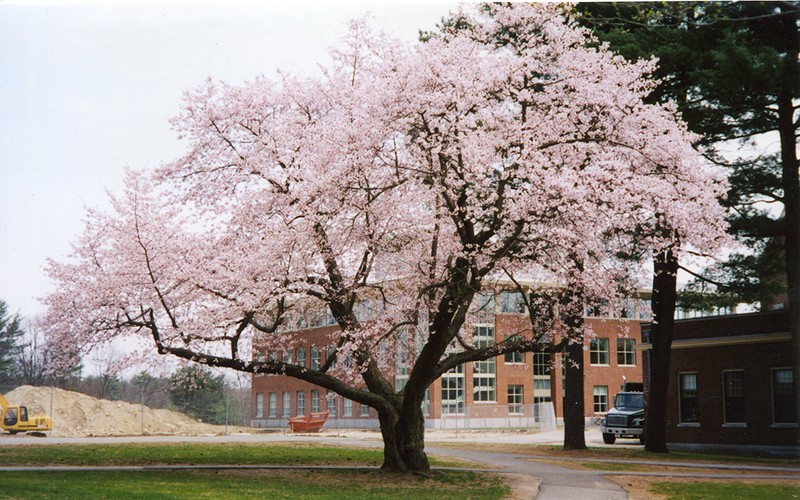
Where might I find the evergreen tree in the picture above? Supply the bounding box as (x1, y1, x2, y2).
(169, 365, 227, 424)
(576, 0, 800, 446)
(0, 300, 24, 391)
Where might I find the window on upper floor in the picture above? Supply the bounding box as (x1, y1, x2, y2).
(590, 338, 609, 365)
(499, 290, 526, 313)
(311, 347, 321, 370)
(504, 335, 525, 364)
(617, 338, 636, 366)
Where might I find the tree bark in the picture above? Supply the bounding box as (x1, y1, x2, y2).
(377, 408, 406, 471)
(561, 288, 586, 450)
(563, 336, 586, 449)
(395, 401, 430, 472)
(776, 1, 800, 430)
(644, 249, 678, 453)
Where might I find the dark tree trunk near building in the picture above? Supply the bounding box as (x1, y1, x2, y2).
(562, 288, 587, 450)
(775, 1, 800, 430)
(644, 249, 678, 453)
(563, 336, 586, 450)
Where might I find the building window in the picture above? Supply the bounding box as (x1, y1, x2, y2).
(311, 389, 320, 413)
(590, 338, 609, 365)
(255, 393, 264, 418)
(311, 347, 321, 370)
(533, 352, 551, 401)
(360, 403, 370, 417)
(593, 386, 608, 413)
(504, 335, 524, 364)
(499, 291, 526, 313)
(723, 370, 745, 424)
(282, 392, 291, 418)
(344, 399, 353, 417)
(441, 364, 465, 415)
(617, 338, 636, 366)
(772, 368, 796, 424)
(326, 345, 336, 367)
(268, 392, 277, 418)
(296, 347, 306, 367)
(508, 385, 523, 415)
(473, 326, 496, 402)
(395, 328, 411, 391)
(679, 373, 700, 424)
(296, 391, 305, 417)
(327, 392, 337, 417)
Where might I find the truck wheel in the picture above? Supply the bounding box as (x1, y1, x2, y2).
(602, 433, 616, 444)
(639, 435, 646, 445)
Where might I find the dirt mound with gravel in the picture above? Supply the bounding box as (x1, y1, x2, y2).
(5, 385, 249, 437)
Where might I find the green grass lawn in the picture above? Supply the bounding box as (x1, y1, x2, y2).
(449, 442, 799, 467)
(0, 442, 390, 467)
(0, 443, 507, 499)
(0, 469, 508, 499)
(651, 481, 800, 500)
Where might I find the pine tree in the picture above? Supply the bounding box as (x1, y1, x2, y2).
(0, 300, 24, 391)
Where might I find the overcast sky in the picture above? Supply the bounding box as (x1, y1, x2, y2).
(0, 1, 461, 319)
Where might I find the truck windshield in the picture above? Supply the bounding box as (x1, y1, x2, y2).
(615, 393, 644, 409)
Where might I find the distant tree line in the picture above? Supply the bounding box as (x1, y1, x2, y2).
(0, 300, 251, 426)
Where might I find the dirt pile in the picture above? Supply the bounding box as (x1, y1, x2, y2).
(5, 385, 249, 437)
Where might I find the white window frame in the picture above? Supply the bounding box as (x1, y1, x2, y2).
(441, 364, 465, 415)
(508, 385, 524, 415)
(590, 338, 609, 365)
(593, 386, 608, 414)
(311, 347, 321, 370)
(616, 338, 636, 366)
(268, 392, 277, 418)
(311, 389, 320, 413)
(344, 399, 353, 417)
(472, 325, 496, 403)
(282, 391, 291, 418)
(296, 391, 305, 417)
(255, 393, 264, 418)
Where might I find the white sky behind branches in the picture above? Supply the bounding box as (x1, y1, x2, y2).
(0, 1, 460, 319)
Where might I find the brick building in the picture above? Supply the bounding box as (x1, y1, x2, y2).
(641, 310, 798, 456)
(251, 291, 649, 429)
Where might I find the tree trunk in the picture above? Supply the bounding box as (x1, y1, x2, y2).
(777, 2, 800, 430)
(563, 336, 586, 449)
(644, 249, 678, 453)
(377, 409, 406, 471)
(374, 398, 430, 472)
(562, 287, 586, 450)
(395, 401, 430, 472)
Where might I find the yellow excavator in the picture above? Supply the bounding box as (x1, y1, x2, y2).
(0, 393, 52, 435)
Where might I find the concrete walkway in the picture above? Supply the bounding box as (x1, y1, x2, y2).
(427, 445, 628, 499)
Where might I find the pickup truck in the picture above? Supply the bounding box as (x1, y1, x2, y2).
(600, 390, 644, 444)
